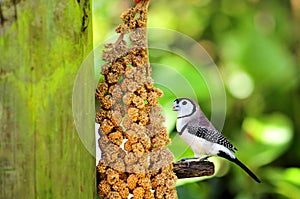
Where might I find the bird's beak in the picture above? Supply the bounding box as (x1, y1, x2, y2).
(172, 102, 180, 111)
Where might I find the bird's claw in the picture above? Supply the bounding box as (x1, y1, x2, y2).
(199, 156, 211, 161)
(179, 157, 200, 167)
(179, 157, 198, 162)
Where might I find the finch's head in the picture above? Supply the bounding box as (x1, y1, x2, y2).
(172, 98, 197, 118)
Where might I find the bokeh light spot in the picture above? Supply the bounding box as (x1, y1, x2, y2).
(243, 114, 293, 146)
(227, 70, 254, 99)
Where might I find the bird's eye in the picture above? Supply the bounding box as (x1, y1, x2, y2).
(182, 101, 187, 105)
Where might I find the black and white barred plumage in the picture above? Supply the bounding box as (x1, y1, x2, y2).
(189, 126, 237, 152)
(172, 98, 261, 183)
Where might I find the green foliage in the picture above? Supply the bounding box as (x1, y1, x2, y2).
(93, 0, 300, 198)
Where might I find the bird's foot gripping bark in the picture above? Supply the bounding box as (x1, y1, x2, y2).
(199, 155, 212, 161)
(179, 157, 199, 162)
(179, 157, 199, 167)
(180, 155, 211, 162)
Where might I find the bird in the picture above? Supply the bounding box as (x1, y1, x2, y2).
(172, 98, 261, 183)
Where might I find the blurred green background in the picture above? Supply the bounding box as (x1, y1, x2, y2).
(94, 0, 300, 198)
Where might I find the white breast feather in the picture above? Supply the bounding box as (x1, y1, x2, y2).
(180, 128, 235, 159)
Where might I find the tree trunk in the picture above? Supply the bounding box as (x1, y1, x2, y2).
(0, 0, 94, 198)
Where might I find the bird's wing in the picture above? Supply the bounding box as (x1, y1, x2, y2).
(188, 126, 237, 152)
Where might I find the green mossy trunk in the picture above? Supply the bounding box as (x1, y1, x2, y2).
(0, 0, 94, 198)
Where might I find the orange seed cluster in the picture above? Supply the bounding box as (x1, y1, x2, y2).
(96, 1, 177, 198)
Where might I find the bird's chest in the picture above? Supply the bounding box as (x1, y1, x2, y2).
(176, 118, 193, 134)
(180, 129, 215, 156)
(176, 119, 185, 133)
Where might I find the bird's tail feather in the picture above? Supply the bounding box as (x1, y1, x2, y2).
(218, 151, 261, 183)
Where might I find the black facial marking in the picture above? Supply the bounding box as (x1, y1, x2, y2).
(182, 101, 187, 105)
(178, 123, 188, 135)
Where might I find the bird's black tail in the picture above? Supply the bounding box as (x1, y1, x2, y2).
(218, 151, 261, 183)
